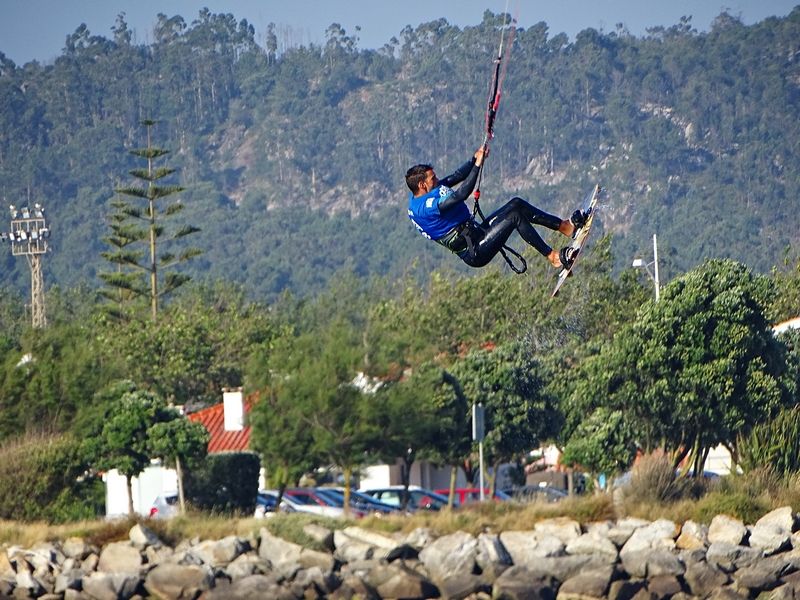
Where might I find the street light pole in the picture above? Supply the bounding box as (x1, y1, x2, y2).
(2, 203, 50, 327)
(632, 233, 660, 302)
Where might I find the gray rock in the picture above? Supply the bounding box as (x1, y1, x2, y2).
(676, 520, 708, 551)
(749, 523, 792, 555)
(646, 575, 684, 599)
(224, 553, 270, 580)
(81, 553, 99, 573)
(15, 569, 45, 596)
(203, 574, 287, 600)
(565, 532, 619, 561)
(296, 547, 335, 573)
(303, 523, 334, 551)
(340, 526, 397, 552)
(404, 527, 436, 550)
(491, 566, 557, 600)
(708, 515, 747, 546)
(334, 538, 375, 563)
(29, 542, 65, 570)
(607, 518, 649, 548)
(733, 560, 780, 591)
(81, 572, 141, 600)
(363, 563, 437, 599)
(476, 533, 512, 580)
(329, 574, 379, 599)
(533, 518, 582, 544)
(259, 528, 301, 565)
(54, 569, 84, 594)
(707, 585, 749, 599)
(621, 547, 684, 578)
(0, 551, 14, 578)
(128, 524, 162, 550)
(499, 531, 565, 566)
(438, 573, 487, 599)
(756, 506, 797, 532)
(62, 538, 92, 561)
(607, 579, 646, 600)
(418, 530, 478, 581)
(706, 542, 763, 572)
(556, 565, 615, 599)
(144, 544, 175, 566)
(97, 541, 142, 575)
(293, 565, 339, 595)
(683, 560, 731, 596)
(188, 536, 249, 567)
(772, 583, 800, 600)
(619, 520, 678, 557)
(527, 554, 615, 582)
(144, 563, 214, 599)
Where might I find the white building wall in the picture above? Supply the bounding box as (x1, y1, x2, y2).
(104, 463, 177, 518)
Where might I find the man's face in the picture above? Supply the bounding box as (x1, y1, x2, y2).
(421, 169, 438, 193)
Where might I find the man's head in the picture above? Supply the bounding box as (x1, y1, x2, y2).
(406, 164, 436, 195)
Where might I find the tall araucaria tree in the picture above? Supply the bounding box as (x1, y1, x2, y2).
(100, 119, 202, 321)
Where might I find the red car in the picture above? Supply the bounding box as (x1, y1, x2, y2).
(435, 488, 511, 505)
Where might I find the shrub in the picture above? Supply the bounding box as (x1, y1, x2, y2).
(619, 451, 693, 506)
(738, 405, 800, 477)
(0, 432, 99, 523)
(184, 452, 260, 514)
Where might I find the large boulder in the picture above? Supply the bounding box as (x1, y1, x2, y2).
(188, 536, 249, 568)
(418, 530, 478, 582)
(96, 542, 143, 575)
(708, 515, 748, 546)
(144, 563, 214, 599)
(499, 530, 565, 567)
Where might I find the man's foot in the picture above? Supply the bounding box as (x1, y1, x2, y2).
(570, 209, 590, 238)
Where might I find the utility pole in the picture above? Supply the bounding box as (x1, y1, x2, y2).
(2, 203, 51, 327)
(632, 233, 661, 302)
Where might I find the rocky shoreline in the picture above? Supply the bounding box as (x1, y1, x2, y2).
(3, 507, 800, 599)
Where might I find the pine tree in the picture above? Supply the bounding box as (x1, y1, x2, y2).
(99, 120, 202, 320)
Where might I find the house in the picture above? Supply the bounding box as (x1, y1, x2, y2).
(104, 388, 256, 518)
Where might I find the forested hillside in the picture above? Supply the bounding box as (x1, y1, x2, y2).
(0, 7, 799, 300)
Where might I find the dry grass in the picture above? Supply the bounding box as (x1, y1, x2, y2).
(5, 474, 800, 548)
(360, 493, 616, 537)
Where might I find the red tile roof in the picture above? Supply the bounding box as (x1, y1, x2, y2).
(188, 395, 256, 453)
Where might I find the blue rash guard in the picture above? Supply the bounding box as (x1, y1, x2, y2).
(407, 158, 480, 241)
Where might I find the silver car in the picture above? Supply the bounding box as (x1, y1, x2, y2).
(148, 492, 179, 519)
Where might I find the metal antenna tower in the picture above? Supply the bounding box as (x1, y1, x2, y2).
(2, 203, 51, 327)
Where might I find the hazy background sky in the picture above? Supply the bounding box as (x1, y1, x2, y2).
(1, 0, 798, 65)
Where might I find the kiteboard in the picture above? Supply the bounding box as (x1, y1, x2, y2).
(552, 184, 601, 297)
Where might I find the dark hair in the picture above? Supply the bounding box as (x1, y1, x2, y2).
(405, 164, 433, 193)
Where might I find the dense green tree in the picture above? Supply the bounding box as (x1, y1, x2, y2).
(86, 385, 179, 515)
(572, 259, 788, 474)
(450, 340, 561, 491)
(561, 408, 637, 490)
(148, 417, 210, 514)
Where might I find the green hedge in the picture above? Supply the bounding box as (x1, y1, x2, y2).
(0, 433, 102, 522)
(184, 452, 260, 514)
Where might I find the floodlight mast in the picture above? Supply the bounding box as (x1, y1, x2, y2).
(6, 203, 49, 328)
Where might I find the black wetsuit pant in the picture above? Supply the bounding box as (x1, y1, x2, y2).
(456, 197, 563, 268)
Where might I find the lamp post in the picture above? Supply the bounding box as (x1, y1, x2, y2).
(632, 233, 660, 302)
(2, 203, 50, 327)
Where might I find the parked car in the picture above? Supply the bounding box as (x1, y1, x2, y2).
(435, 488, 512, 505)
(502, 485, 568, 503)
(315, 487, 402, 517)
(359, 486, 450, 511)
(254, 488, 345, 518)
(149, 492, 179, 519)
